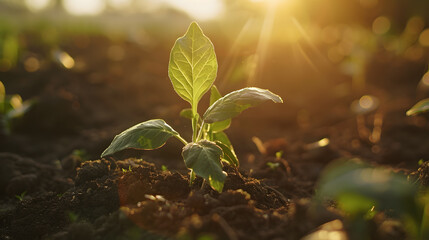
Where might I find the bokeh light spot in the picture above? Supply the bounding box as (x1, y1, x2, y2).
(63, 0, 105, 16)
(419, 29, 429, 46)
(372, 16, 391, 35)
(359, 95, 374, 109)
(24, 57, 41, 72)
(55, 51, 75, 69)
(25, 0, 51, 12)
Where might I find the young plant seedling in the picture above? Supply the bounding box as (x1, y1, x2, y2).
(101, 22, 283, 192)
(0, 81, 34, 135)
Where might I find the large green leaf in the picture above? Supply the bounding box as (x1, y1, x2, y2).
(407, 98, 429, 116)
(101, 119, 180, 157)
(168, 22, 218, 112)
(203, 87, 283, 123)
(182, 140, 226, 192)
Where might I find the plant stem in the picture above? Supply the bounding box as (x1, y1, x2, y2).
(200, 179, 206, 190)
(196, 120, 206, 141)
(192, 105, 198, 142)
(175, 135, 188, 146)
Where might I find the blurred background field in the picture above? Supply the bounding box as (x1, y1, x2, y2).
(1, 0, 429, 165)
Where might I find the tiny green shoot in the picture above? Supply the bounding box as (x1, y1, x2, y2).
(15, 191, 26, 201)
(275, 150, 284, 160)
(101, 22, 283, 192)
(0, 81, 34, 135)
(267, 162, 280, 170)
(122, 166, 132, 173)
(67, 211, 79, 223)
(161, 165, 168, 171)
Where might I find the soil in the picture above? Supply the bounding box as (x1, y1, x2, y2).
(1, 34, 429, 240)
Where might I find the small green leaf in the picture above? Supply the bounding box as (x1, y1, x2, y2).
(210, 119, 231, 133)
(209, 85, 231, 132)
(180, 108, 193, 119)
(407, 98, 429, 116)
(102, 119, 180, 157)
(215, 141, 239, 166)
(168, 22, 218, 112)
(210, 85, 222, 105)
(6, 99, 34, 119)
(203, 87, 283, 123)
(212, 131, 232, 146)
(182, 140, 226, 192)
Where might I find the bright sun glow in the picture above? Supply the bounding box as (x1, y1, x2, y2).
(63, 0, 106, 16)
(160, 0, 224, 21)
(25, 0, 51, 12)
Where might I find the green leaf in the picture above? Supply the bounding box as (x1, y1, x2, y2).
(212, 131, 232, 146)
(210, 85, 222, 105)
(168, 22, 218, 112)
(203, 87, 283, 123)
(101, 119, 180, 157)
(182, 140, 226, 192)
(215, 141, 239, 166)
(317, 160, 420, 220)
(6, 99, 34, 119)
(209, 85, 231, 132)
(210, 119, 231, 133)
(180, 108, 193, 119)
(407, 98, 429, 116)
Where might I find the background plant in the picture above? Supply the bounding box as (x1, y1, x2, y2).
(0, 80, 33, 135)
(315, 160, 429, 240)
(101, 22, 283, 192)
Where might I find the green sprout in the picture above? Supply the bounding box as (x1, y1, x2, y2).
(0, 81, 34, 135)
(101, 22, 283, 192)
(266, 162, 280, 170)
(15, 191, 26, 201)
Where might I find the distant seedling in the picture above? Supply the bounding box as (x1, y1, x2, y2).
(0, 81, 33, 135)
(101, 22, 283, 192)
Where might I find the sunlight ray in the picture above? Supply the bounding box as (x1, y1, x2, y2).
(248, 0, 279, 85)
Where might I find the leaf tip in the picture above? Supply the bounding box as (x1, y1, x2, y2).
(406, 110, 413, 116)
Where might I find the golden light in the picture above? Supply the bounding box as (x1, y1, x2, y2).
(63, 0, 106, 16)
(159, 0, 224, 21)
(107, 0, 132, 10)
(372, 16, 391, 35)
(351, 95, 379, 114)
(25, 0, 51, 12)
(359, 95, 375, 109)
(317, 138, 330, 147)
(54, 51, 75, 69)
(360, 0, 378, 8)
(24, 57, 41, 72)
(419, 29, 429, 46)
